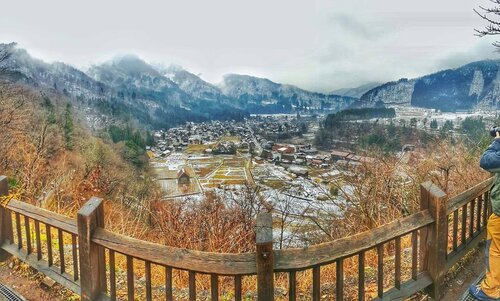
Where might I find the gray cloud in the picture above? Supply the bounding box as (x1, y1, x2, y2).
(0, 0, 499, 93)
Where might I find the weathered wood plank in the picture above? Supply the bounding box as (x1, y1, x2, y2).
(446, 177, 493, 214)
(336, 258, 344, 301)
(483, 191, 489, 227)
(477, 195, 483, 232)
(395, 236, 401, 289)
(312, 266, 320, 301)
(92, 229, 256, 275)
(58, 228, 65, 274)
(470, 198, 476, 238)
(420, 181, 447, 300)
(6, 199, 76, 234)
(78, 197, 105, 301)
(189, 271, 196, 301)
(289, 271, 296, 301)
(256, 212, 273, 300)
(210, 274, 219, 301)
(358, 251, 365, 301)
(126, 256, 134, 301)
(275, 210, 432, 271)
(165, 266, 173, 301)
(411, 230, 418, 280)
(377, 244, 384, 299)
(46, 224, 53, 266)
(145, 261, 152, 301)
(15, 212, 21, 250)
(452, 210, 458, 252)
(234, 275, 242, 301)
(461, 204, 467, 245)
(35, 220, 42, 261)
(24, 216, 31, 254)
(109, 249, 116, 301)
(72, 234, 79, 281)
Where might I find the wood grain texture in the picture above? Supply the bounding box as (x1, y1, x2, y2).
(275, 210, 433, 271)
(446, 177, 493, 214)
(7, 199, 76, 234)
(92, 228, 256, 275)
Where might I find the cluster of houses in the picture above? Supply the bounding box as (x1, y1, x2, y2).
(250, 118, 304, 138)
(150, 120, 258, 157)
(255, 141, 375, 177)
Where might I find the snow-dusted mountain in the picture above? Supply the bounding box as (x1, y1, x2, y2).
(159, 65, 228, 102)
(358, 60, 500, 111)
(219, 74, 357, 113)
(0, 42, 107, 99)
(0, 42, 356, 129)
(331, 82, 382, 98)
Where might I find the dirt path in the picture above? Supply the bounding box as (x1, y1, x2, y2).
(0, 258, 75, 301)
(441, 244, 486, 301)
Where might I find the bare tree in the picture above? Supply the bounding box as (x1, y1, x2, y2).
(0, 46, 12, 72)
(475, 0, 500, 49)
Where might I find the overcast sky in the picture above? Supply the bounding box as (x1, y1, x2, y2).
(1, 0, 499, 92)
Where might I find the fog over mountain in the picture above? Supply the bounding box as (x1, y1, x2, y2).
(1, 0, 499, 92)
(0, 43, 356, 129)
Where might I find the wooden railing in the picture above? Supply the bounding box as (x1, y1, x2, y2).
(0, 175, 494, 300)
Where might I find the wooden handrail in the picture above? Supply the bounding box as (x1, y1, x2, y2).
(274, 209, 433, 271)
(6, 199, 77, 234)
(446, 177, 494, 215)
(0, 173, 494, 301)
(92, 228, 257, 275)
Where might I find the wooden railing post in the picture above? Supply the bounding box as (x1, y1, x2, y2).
(78, 197, 106, 301)
(419, 182, 447, 300)
(0, 176, 13, 260)
(256, 212, 274, 301)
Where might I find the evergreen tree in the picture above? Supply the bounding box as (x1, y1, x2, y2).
(63, 103, 74, 149)
(430, 119, 438, 129)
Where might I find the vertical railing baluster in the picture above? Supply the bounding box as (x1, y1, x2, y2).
(234, 275, 242, 301)
(289, 271, 296, 301)
(145, 261, 152, 301)
(411, 230, 418, 280)
(377, 245, 384, 298)
(71, 234, 79, 281)
(470, 198, 475, 238)
(34, 220, 42, 260)
(461, 204, 467, 245)
(46, 224, 53, 266)
(477, 195, 482, 232)
(165, 266, 173, 301)
(358, 251, 365, 301)
(189, 271, 196, 301)
(452, 210, 458, 251)
(109, 250, 116, 301)
(312, 266, 320, 301)
(395, 236, 401, 289)
(336, 258, 344, 301)
(24, 216, 31, 254)
(126, 256, 134, 301)
(15, 213, 21, 250)
(210, 274, 219, 301)
(58, 228, 65, 274)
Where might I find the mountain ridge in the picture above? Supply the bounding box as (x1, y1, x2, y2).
(358, 59, 500, 111)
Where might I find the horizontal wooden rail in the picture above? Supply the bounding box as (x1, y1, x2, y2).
(6, 199, 77, 234)
(0, 174, 494, 301)
(274, 209, 433, 271)
(92, 228, 257, 275)
(446, 177, 493, 215)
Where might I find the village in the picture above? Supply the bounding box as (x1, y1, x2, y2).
(148, 116, 376, 200)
